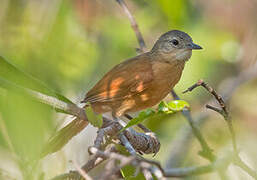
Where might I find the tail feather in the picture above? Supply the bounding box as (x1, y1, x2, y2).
(41, 118, 89, 157)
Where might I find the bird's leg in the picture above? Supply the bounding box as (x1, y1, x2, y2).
(111, 112, 137, 154)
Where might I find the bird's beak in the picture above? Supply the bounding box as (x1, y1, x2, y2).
(188, 42, 203, 50)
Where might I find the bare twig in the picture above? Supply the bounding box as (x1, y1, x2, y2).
(183, 79, 228, 116)
(183, 80, 237, 153)
(184, 79, 257, 179)
(81, 155, 106, 173)
(142, 164, 154, 180)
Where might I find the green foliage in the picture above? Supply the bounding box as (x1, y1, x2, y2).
(120, 100, 190, 132)
(85, 105, 103, 128)
(121, 165, 147, 180)
(120, 109, 155, 132)
(166, 100, 190, 111)
(0, 56, 73, 104)
(0, 55, 75, 168)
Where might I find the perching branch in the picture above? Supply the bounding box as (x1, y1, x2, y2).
(85, 146, 233, 178)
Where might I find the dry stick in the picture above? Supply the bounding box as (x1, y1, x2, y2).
(141, 162, 154, 180)
(81, 139, 117, 173)
(51, 122, 160, 179)
(183, 79, 257, 179)
(88, 146, 233, 178)
(183, 80, 237, 153)
(142, 168, 154, 180)
(81, 155, 106, 173)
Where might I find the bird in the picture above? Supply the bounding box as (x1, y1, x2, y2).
(43, 30, 202, 156)
(81, 30, 202, 118)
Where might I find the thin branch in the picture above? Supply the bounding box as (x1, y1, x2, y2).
(184, 79, 257, 179)
(81, 155, 106, 173)
(183, 79, 228, 116)
(119, 132, 137, 155)
(183, 80, 237, 153)
(142, 164, 154, 180)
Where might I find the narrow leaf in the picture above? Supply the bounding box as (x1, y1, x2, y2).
(0, 56, 73, 104)
(167, 100, 190, 111)
(120, 109, 155, 132)
(158, 101, 175, 114)
(85, 106, 103, 128)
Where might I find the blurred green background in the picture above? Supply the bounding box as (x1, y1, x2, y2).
(0, 0, 256, 179)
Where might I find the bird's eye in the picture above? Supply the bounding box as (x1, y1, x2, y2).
(170, 39, 179, 46)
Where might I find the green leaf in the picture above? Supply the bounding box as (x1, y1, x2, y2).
(0, 56, 73, 104)
(167, 100, 190, 112)
(120, 109, 155, 132)
(119, 100, 190, 133)
(85, 106, 103, 128)
(121, 165, 145, 180)
(158, 101, 175, 114)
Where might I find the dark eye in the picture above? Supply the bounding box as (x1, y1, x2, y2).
(170, 39, 179, 46)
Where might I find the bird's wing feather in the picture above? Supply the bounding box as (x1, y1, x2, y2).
(84, 55, 153, 103)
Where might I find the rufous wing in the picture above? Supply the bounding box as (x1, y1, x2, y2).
(83, 54, 153, 103)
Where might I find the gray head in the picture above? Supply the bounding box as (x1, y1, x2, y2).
(151, 30, 202, 61)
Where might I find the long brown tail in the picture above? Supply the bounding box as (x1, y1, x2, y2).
(41, 117, 89, 157)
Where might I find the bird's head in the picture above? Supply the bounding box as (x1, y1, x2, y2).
(151, 30, 202, 61)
